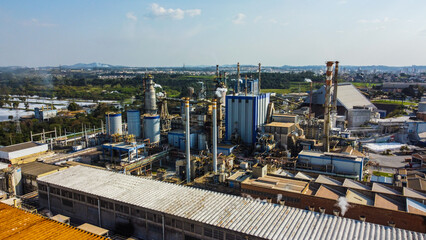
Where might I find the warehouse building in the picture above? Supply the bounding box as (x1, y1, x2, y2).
(37, 166, 425, 239)
(225, 93, 270, 145)
(239, 172, 426, 233)
(298, 150, 365, 180)
(305, 83, 378, 127)
(0, 142, 48, 164)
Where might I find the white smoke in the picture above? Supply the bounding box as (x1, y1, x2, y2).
(215, 87, 228, 98)
(304, 78, 312, 83)
(277, 194, 283, 202)
(154, 84, 162, 89)
(335, 196, 350, 216)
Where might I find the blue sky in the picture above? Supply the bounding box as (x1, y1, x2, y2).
(1, 0, 425, 67)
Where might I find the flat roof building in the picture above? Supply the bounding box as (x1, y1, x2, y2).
(0, 142, 48, 164)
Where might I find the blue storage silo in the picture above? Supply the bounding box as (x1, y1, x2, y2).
(225, 93, 270, 145)
(127, 110, 141, 138)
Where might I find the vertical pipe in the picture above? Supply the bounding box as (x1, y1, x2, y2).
(47, 185, 51, 211)
(324, 61, 334, 152)
(245, 75, 248, 96)
(185, 98, 191, 183)
(213, 100, 218, 173)
(97, 198, 102, 227)
(258, 63, 261, 93)
(332, 61, 339, 112)
(237, 62, 240, 94)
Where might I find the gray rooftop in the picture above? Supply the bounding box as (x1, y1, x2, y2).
(38, 166, 425, 240)
(308, 83, 377, 110)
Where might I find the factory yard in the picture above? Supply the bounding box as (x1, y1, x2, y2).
(368, 153, 409, 169)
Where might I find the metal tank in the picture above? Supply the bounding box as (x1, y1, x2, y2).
(144, 115, 160, 143)
(144, 75, 157, 114)
(198, 133, 206, 150)
(127, 110, 141, 138)
(105, 113, 123, 135)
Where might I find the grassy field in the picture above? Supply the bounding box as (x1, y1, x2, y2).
(261, 89, 291, 94)
(372, 171, 394, 178)
(372, 99, 417, 106)
(351, 82, 378, 88)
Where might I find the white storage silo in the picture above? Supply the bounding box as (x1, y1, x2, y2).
(127, 110, 141, 138)
(105, 112, 123, 135)
(144, 115, 160, 143)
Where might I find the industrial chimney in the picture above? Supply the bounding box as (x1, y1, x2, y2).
(185, 98, 191, 183)
(212, 99, 218, 173)
(323, 61, 334, 152)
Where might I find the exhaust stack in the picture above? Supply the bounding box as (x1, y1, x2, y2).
(212, 99, 218, 173)
(237, 62, 240, 93)
(323, 61, 335, 152)
(185, 98, 191, 183)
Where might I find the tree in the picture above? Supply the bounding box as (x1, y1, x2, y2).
(68, 102, 82, 111)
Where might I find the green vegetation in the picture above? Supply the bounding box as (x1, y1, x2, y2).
(351, 82, 378, 88)
(372, 99, 417, 106)
(372, 171, 394, 178)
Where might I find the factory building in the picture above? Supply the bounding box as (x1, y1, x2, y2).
(0, 142, 48, 164)
(298, 150, 365, 180)
(225, 93, 270, 145)
(305, 83, 377, 128)
(34, 106, 57, 121)
(37, 166, 424, 239)
(238, 172, 426, 232)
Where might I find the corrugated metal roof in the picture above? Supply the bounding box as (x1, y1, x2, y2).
(308, 83, 376, 110)
(0, 203, 106, 239)
(38, 166, 426, 239)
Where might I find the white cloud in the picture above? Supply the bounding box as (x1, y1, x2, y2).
(358, 17, 396, 24)
(233, 13, 246, 25)
(126, 12, 137, 21)
(186, 9, 201, 17)
(150, 3, 201, 20)
(254, 16, 263, 23)
(22, 18, 57, 27)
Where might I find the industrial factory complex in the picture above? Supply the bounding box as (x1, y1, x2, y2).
(1, 62, 426, 239)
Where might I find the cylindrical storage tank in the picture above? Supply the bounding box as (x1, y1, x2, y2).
(190, 133, 198, 150)
(127, 110, 141, 138)
(105, 113, 123, 135)
(144, 114, 160, 143)
(198, 133, 206, 150)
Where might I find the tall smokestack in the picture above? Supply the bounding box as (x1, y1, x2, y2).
(245, 75, 248, 96)
(237, 62, 240, 93)
(212, 99, 218, 173)
(185, 98, 191, 183)
(323, 61, 334, 152)
(258, 63, 261, 93)
(216, 65, 219, 78)
(332, 61, 339, 112)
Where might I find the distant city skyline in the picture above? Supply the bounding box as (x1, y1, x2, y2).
(1, 0, 426, 67)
